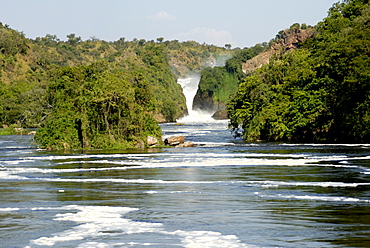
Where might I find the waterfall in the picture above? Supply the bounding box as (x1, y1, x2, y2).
(176, 76, 215, 123)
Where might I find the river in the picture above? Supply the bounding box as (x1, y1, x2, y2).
(1, 78, 370, 247)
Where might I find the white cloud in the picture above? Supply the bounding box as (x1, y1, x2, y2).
(176, 27, 235, 47)
(147, 11, 176, 21)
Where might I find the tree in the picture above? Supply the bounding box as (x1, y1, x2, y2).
(67, 33, 81, 45)
(45, 34, 59, 42)
(138, 39, 146, 46)
(290, 23, 301, 29)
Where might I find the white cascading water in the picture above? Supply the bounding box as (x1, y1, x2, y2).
(176, 76, 215, 123)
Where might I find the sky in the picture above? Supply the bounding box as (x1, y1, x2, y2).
(1, 0, 337, 48)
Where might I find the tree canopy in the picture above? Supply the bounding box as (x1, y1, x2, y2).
(35, 62, 162, 150)
(228, 0, 370, 143)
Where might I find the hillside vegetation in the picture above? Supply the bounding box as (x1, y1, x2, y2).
(35, 62, 163, 150)
(193, 23, 316, 114)
(193, 43, 270, 112)
(0, 24, 232, 149)
(228, 0, 370, 143)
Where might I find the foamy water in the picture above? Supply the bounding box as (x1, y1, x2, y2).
(176, 76, 219, 124)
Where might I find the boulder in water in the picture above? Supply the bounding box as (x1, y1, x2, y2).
(164, 136, 185, 146)
(212, 110, 228, 120)
(164, 136, 194, 148)
(177, 141, 194, 147)
(147, 136, 159, 146)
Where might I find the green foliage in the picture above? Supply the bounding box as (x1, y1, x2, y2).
(195, 43, 269, 111)
(126, 43, 187, 121)
(0, 125, 18, 135)
(290, 23, 301, 30)
(228, 50, 330, 141)
(228, 0, 370, 143)
(66, 33, 82, 46)
(0, 61, 49, 127)
(0, 24, 28, 56)
(35, 62, 162, 150)
(199, 67, 239, 103)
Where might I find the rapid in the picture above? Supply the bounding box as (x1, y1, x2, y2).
(0, 77, 370, 247)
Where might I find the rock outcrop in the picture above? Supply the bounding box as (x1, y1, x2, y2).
(192, 92, 226, 114)
(177, 141, 195, 147)
(164, 136, 194, 147)
(147, 136, 159, 146)
(242, 28, 314, 74)
(164, 136, 185, 146)
(212, 110, 228, 120)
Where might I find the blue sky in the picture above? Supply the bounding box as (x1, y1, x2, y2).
(1, 0, 336, 48)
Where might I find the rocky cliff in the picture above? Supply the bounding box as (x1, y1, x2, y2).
(192, 90, 227, 113)
(242, 28, 315, 74)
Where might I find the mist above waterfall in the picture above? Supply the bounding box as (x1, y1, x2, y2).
(176, 76, 216, 123)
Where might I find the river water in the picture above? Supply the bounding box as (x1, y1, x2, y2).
(1, 120, 370, 248)
(1, 77, 370, 247)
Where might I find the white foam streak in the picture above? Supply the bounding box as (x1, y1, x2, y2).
(256, 193, 370, 203)
(314, 155, 370, 162)
(22, 153, 152, 161)
(247, 180, 370, 188)
(1, 158, 313, 177)
(43, 178, 214, 184)
(29, 205, 161, 247)
(0, 170, 28, 180)
(0, 207, 20, 212)
(8, 174, 367, 188)
(3, 160, 34, 165)
(282, 143, 370, 147)
(2, 151, 370, 181)
(27, 205, 256, 248)
(172, 230, 256, 248)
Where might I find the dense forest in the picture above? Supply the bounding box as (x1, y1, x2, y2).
(0, 25, 232, 149)
(1, 0, 369, 149)
(228, 0, 370, 143)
